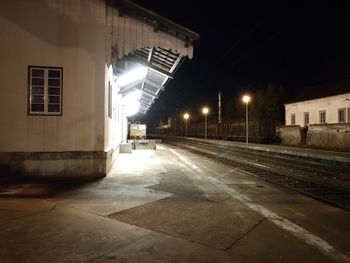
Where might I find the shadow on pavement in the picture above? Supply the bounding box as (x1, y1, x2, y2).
(0, 174, 102, 198)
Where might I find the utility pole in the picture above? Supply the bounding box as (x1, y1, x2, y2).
(218, 92, 222, 124)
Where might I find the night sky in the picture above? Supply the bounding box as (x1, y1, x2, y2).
(132, 0, 350, 124)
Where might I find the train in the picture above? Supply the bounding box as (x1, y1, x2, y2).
(153, 120, 277, 143)
(129, 122, 147, 140)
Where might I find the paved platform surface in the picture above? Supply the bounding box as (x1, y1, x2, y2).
(0, 144, 350, 262)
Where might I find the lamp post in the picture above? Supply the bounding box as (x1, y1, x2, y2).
(202, 107, 209, 140)
(183, 113, 190, 137)
(242, 95, 251, 144)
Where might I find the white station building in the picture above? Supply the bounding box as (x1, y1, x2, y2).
(285, 80, 350, 126)
(0, 0, 198, 178)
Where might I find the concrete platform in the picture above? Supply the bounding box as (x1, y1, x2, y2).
(181, 136, 350, 169)
(0, 145, 349, 262)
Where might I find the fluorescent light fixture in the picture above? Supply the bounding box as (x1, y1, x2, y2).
(116, 66, 148, 87)
(122, 89, 142, 116)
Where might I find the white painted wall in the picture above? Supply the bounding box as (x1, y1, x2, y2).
(103, 64, 126, 152)
(285, 93, 350, 126)
(0, 0, 195, 155)
(0, 0, 106, 152)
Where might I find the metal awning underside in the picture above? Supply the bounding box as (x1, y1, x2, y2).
(116, 47, 185, 114)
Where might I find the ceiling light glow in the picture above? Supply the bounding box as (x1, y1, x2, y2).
(122, 89, 142, 116)
(116, 66, 148, 87)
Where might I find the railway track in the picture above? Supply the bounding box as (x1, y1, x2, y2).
(163, 137, 350, 212)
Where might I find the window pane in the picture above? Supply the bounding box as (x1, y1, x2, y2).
(341, 112, 345, 121)
(48, 70, 61, 78)
(48, 78, 60, 86)
(31, 104, 44, 112)
(48, 96, 60, 103)
(31, 69, 44, 77)
(339, 109, 345, 122)
(320, 111, 326, 123)
(31, 78, 44, 86)
(31, 95, 44, 103)
(48, 87, 60, 95)
(48, 104, 60, 112)
(304, 113, 309, 125)
(28, 67, 63, 116)
(32, 86, 44, 94)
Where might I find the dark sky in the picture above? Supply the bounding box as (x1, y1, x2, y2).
(132, 0, 350, 123)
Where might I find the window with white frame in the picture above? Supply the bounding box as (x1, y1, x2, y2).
(291, 114, 296, 125)
(303, 112, 309, 126)
(338, 108, 346, 123)
(28, 66, 62, 115)
(319, 110, 326, 124)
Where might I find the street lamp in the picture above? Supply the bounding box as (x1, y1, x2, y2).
(242, 95, 251, 144)
(183, 113, 190, 137)
(202, 107, 209, 139)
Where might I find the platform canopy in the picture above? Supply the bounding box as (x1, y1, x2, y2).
(108, 0, 199, 115)
(115, 47, 186, 114)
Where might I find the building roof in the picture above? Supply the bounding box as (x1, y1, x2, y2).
(109, 0, 199, 114)
(108, 0, 199, 46)
(285, 79, 350, 105)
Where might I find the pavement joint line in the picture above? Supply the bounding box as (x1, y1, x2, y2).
(87, 232, 154, 263)
(205, 166, 257, 186)
(55, 190, 173, 218)
(0, 202, 57, 229)
(107, 195, 172, 219)
(216, 169, 236, 180)
(224, 217, 267, 251)
(169, 147, 350, 263)
(57, 203, 110, 217)
(107, 215, 241, 255)
(217, 150, 232, 159)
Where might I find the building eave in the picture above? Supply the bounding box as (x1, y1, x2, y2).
(285, 92, 350, 106)
(107, 0, 199, 46)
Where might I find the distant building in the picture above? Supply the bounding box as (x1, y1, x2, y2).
(280, 80, 350, 150)
(0, 0, 198, 178)
(285, 80, 350, 126)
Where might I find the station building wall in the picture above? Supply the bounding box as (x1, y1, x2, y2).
(285, 93, 350, 126)
(0, 0, 196, 178)
(277, 124, 350, 151)
(276, 126, 303, 146)
(306, 124, 350, 151)
(0, 0, 111, 177)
